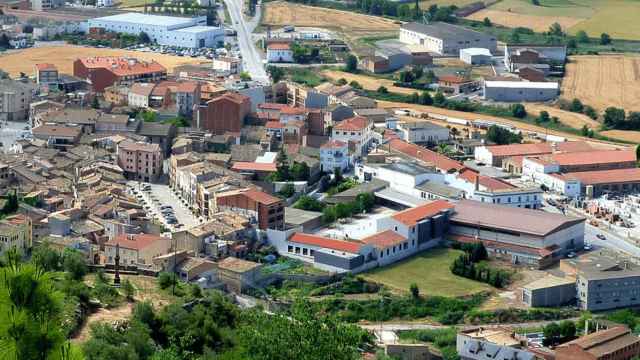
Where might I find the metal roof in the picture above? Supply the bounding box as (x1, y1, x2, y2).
(484, 81, 559, 89)
(92, 13, 196, 27)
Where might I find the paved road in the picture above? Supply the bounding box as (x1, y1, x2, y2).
(128, 182, 201, 232)
(223, 0, 269, 83)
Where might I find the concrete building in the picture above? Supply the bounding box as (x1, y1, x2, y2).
(521, 275, 576, 307)
(523, 149, 636, 175)
(267, 43, 293, 63)
(216, 188, 285, 230)
(460, 48, 492, 65)
(0, 79, 36, 121)
(176, 81, 200, 118)
(399, 22, 496, 55)
(504, 44, 567, 73)
(555, 326, 640, 360)
(449, 200, 585, 268)
(0, 215, 32, 256)
(213, 57, 242, 75)
(117, 140, 164, 182)
(216, 257, 263, 293)
(484, 81, 559, 102)
(472, 186, 543, 209)
(331, 115, 373, 157)
(32, 124, 82, 150)
(88, 13, 224, 48)
(548, 168, 640, 197)
(396, 121, 449, 144)
(35, 63, 59, 85)
(320, 139, 350, 173)
(31, 0, 63, 11)
(388, 138, 465, 173)
(105, 233, 171, 267)
(438, 75, 478, 95)
(197, 92, 251, 135)
(128, 82, 155, 108)
(73, 57, 167, 92)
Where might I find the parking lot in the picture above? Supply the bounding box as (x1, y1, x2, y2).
(127, 181, 201, 232)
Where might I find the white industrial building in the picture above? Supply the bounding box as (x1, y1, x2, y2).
(460, 48, 492, 65)
(484, 81, 559, 102)
(399, 22, 497, 55)
(87, 13, 224, 48)
(396, 121, 449, 144)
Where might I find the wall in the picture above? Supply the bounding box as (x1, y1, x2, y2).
(484, 85, 558, 102)
(523, 282, 576, 307)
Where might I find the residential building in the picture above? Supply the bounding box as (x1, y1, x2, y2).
(197, 92, 251, 135)
(0, 215, 32, 256)
(354, 108, 389, 123)
(213, 57, 242, 74)
(555, 326, 640, 360)
(88, 13, 224, 48)
(484, 81, 559, 102)
(128, 82, 155, 108)
(399, 22, 496, 55)
(320, 139, 350, 173)
(104, 233, 171, 267)
(32, 124, 82, 149)
(95, 113, 134, 133)
(449, 199, 585, 268)
(267, 42, 294, 63)
(35, 63, 59, 85)
(216, 257, 263, 293)
(457, 328, 538, 360)
(286, 82, 328, 109)
(0, 79, 36, 121)
(460, 47, 492, 65)
(33, 108, 100, 134)
(331, 115, 373, 157)
(117, 140, 164, 182)
(472, 186, 543, 209)
(103, 85, 130, 106)
(396, 121, 449, 144)
(138, 122, 177, 156)
(73, 56, 167, 92)
(173, 211, 249, 254)
(216, 188, 285, 230)
(387, 138, 465, 173)
(176, 81, 200, 118)
(438, 75, 478, 94)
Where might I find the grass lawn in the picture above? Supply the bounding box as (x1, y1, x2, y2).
(362, 248, 491, 297)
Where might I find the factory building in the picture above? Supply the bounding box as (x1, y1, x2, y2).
(399, 22, 496, 55)
(87, 13, 224, 48)
(484, 81, 559, 102)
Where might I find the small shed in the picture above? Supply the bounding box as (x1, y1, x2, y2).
(460, 47, 492, 65)
(522, 275, 576, 307)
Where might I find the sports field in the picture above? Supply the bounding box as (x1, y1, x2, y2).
(562, 55, 640, 112)
(0, 45, 204, 78)
(362, 248, 491, 297)
(470, 0, 640, 40)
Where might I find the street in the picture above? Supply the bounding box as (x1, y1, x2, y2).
(223, 0, 269, 83)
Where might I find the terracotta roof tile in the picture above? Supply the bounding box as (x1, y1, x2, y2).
(106, 233, 168, 251)
(360, 230, 406, 249)
(77, 57, 166, 77)
(268, 43, 291, 50)
(265, 121, 284, 129)
(334, 116, 369, 131)
(231, 161, 277, 172)
(388, 138, 464, 172)
(392, 200, 454, 226)
(290, 233, 362, 253)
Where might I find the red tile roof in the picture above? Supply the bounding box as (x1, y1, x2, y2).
(439, 75, 473, 84)
(265, 121, 284, 129)
(321, 139, 347, 149)
(258, 103, 288, 111)
(177, 81, 199, 93)
(290, 233, 362, 253)
(106, 233, 168, 251)
(485, 141, 592, 157)
(334, 116, 369, 131)
(558, 168, 640, 186)
(280, 106, 307, 115)
(36, 63, 57, 71)
(268, 43, 291, 50)
(231, 161, 277, 172)
(360, 230, 406, 249)
(130, 82, 155, 96)
(388, 138, 464, 172)
(392, 200, 454, 226)
(32, 124, 82, 138)
(531, 149, 636, 167)
(242, 188, 282, 205)
(458, 168, 516, 191)
(213, 92, 250, 104)
(77, 57, 166, 77)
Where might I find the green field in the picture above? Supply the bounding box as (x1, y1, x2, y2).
(362, 248, 492, 297)
(486, 0, 640, 39)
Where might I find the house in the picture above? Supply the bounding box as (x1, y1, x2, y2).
(460, 48, 492, 65)
(449, 200, 585, 268)
(35, 63, 59, 85)
(320, 139, 350, 173)
(104, 233, 171, 267)
(215, 188, 285, 230)
(354, 108, 389, 123)
(104, 85, 130, 106)
(95, 113, 134, 133)
(32, 124, 82, 150)
(128, 83, 155, 108)
(331, 115, 374, 157)
(117, 140, 164, 182)
(137, 122, 177, 156)
(457, 328, 538, 360)
(0, 215, 32, 256)
(399, 22, 496, 55)
(33, 108, 100, 134)
(176, 81, 200, 118)
(555, 327, 640, 360)
(438, 75, 478, 94)
(267, 42, 294, 63)
(387, 138, 465, 173)
(396, 121, 449, 144)
(0, 79, 36, 121)
(73, 56, 167, 92)
(517, 65, 546, 82)
(213, 56, 242, 75)
(197, 92, 251, 135)
(216, 257, 263, 293)
(484, 81, 559, 102)
(361, 56, 389, 73)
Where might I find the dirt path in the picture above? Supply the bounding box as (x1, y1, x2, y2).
(72, 303, 133, 343)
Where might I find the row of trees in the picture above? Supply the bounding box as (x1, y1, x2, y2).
(603, 106, 640, 131)
(450, 243, 511, 288)
(558, 98, 598, 120)
(542, 320, 577, 346)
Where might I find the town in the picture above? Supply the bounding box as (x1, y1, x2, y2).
(0, 0, 640, 359)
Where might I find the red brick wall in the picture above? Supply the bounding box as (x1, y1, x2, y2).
(202, 96, 251, 135)
(73, 60, 117, 92)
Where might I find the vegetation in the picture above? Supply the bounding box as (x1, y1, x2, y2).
(398, 328, 458, 360)
(287, 68, 325, 87)
(542, 320, 577, 346)
(269, 149, 311, 182)
(485, 125, 523, 145)
(267, 65, 285, 83)
(322, 192, 375, 224)
(450, 243, 512, 288)
(293, 195, 325, 212)
(345, 55, 358, 73)
(602, 107, 640, 131)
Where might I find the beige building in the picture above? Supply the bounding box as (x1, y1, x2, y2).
(216, 257, 263, 293)
(117, 140, 164, 182)
(0, 79, 36, 121)
(104, 233, 171, 267)
(0, 214, 32, 256)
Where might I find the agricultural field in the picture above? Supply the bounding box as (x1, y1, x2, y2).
(472, 0, 640, 39)
(418, 0, 478, 8)
(600, 130, 640, 143)
(526, 104, 600, 130)
(362, 248, 492, 297)
(0, 45, 204, 78)
(561, 55, 640, 112)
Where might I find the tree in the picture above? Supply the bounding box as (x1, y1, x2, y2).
(122, 279, 135, 301)
(570, 98, 584, 113)
(483, 17, 492, 27)
(276, 148, 290, 181)
(531, 0, 540, 4)
(337, 78, 348, 85)
(239, 71, 252, 81)
(409, 283, 420, 299)
(377, 86, 388, 94)
(62, 248, 87, 280)
(333, 167, 343, 184)
(509, 30, 521, 43)
(576, 30, 589, 43)
(510, 103, 527, 118)
(409, 92, 420, 104)
(581, 125, 590, 137)
(559, 320, 577, 342)
(291, 161, 310, 181)
(0, 33, 10, 49)
(294, 195, 325, 212)
(537, 110, 550, 123)
(567, 38, 577, 49)
(158, 271, 176, 289)
(349, 80, 362, 89)
(32, 243, 62, 271)
(603, 107, 626, 129)
(486, 125, 522, 145)
(419, 91, 433, 105)
(322, 206, 337, 224)
(543, 322, 562, 346)
(278, 183, 295, 199)
(584, 105, 598, 120)
(267, 65, 285, 83)
(600, 32, 612, 45)
(345, 55, 358, 73)
(470, 243, 488, 262)
(433, 91, 446, 106)
(138, 31, 151, 44)
(548, 22, 564, 37)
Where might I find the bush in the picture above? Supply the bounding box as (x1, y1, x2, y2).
(158, 272, 176, 290)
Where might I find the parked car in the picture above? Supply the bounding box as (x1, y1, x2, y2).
(566, 251, 576, 258)
(583, 244, 592, 251)
(596, 234, 606, 240)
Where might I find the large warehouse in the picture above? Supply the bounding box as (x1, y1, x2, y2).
(87, 13, 224, 48)
(484, 81, 559, 102)
(399, 22, 497, 55)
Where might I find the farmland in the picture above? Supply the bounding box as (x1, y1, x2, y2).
(601, 130, 640, 143)
(561, 55, 640, 112)
(321, 70, 418, 95)
(474, 0, 640, 39)
(0, 45, 204, 78)
(362, 248, 492, 297)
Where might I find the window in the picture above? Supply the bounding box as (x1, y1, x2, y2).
(302, 248, 308, 256)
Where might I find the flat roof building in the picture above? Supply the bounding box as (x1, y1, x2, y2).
(399, 22, 497, 55)
(484, 81, 559, 102)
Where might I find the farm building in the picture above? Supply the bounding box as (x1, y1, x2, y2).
(87, 13, 224, 49)
(399, 22, 496, 55)
(460, 48, 492, 65)
(483, 81, 559, 102)
(439, 75, 478, 95)
(504, 44, 567, 72)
